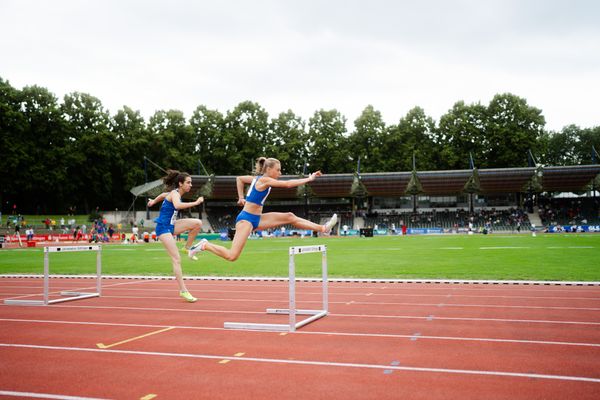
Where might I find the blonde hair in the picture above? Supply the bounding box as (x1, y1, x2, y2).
(254, 157, 280, 175)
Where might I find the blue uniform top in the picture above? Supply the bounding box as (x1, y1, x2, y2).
(245, 176, 271, 206)
(154, 190, 178, 226)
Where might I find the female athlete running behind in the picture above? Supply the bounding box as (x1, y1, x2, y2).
(188, 157, 337, 262)
(147, 170, 203, 302)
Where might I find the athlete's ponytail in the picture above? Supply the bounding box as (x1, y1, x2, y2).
(254, 157, 280, 175)
(163, 169, 190, 190)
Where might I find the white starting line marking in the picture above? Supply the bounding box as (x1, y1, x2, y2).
(2, 343, 599, 384)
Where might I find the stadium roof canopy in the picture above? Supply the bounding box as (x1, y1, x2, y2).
(132, 165, 600, 200)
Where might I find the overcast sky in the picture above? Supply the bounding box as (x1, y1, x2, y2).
(1, 0, 599, 132)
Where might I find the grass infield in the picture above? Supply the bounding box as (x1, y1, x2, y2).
(0, 234, 599, 281)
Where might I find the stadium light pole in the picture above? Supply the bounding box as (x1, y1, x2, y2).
(144, 156, 150, 220)
(303, 161, 308, 219)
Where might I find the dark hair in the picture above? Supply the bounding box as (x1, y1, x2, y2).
(163, 169, 191, 190)
(254, 157, 280, 175)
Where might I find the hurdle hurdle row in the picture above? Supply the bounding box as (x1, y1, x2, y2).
(3, 245, 102, 306)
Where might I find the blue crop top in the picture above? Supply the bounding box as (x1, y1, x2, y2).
(154, 190, 178, 226)
(245, 176, 271, 206)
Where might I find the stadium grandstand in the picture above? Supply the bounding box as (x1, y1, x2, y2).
(4, 164, 597, 240)
(126, 164, 599, 236)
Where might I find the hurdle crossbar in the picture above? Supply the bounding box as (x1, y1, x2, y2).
(4, 245, 102, 306)
(224, 244, 328, 332)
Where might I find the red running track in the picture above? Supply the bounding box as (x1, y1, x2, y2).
(1, 277, 599, 399)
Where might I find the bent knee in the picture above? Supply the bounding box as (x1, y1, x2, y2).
(286, 212, 297, 222)
(226, 253, 240, 262)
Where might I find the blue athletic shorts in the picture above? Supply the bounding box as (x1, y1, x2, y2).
(236, 210, 261, 230)
(155, 223, 175, 236)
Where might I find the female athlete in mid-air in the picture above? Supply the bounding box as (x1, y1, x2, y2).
(188, 157, 337, 262)
(147, 170, 203, 302)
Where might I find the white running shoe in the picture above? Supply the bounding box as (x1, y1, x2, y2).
(188, 238, 208, 260)
(324, 213, 338, 234)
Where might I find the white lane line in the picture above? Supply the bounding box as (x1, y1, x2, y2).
(74, 287, 600, 301)
(333, 312, 600, 326)
(94, 295, 600, 311)
(480, 247, 530, 250)
(2, 343, 599, 383)
(2, 317, 600, 347)
(439, 247, 464, 250)
(344, 301, 600, 311)
(0, 390, 109, 400)
(3, 302, 599, 326)
(3, 276, 599, 289)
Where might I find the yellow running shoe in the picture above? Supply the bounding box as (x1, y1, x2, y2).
(179, 291, 197, 303)
(181, 246, 198, 261)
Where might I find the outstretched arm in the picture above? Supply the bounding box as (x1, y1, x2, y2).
(147, 192, 169, 207)
(260, 171, 322, 189)
(171, 191, 204, 210)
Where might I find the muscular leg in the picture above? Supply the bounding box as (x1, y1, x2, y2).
(258, 212, 325, 232)
(203, 221, 253, 262)
(174, 218, 203, 249)
(158, 233, 189, 292)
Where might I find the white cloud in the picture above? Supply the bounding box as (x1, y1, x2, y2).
(1, 0, 599, 131)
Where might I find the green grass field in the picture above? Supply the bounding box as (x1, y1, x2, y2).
(1, 234, 599, 281)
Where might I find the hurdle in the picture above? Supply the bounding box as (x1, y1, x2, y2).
(4, 245, 102, 306)
(224, 244, 328, 332)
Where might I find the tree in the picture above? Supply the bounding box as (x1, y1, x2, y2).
(111, 106, 149, 202)
(189, 105, 226, 175)
(348, 105, 387, 172)
(306, 109, 350, 173)
(0, 77, 28, 213)
(485, 93, 545, 168)
(269, 110, 308, 175)
(19, 85, 67, 213)
(437, 101, 488, 170)
(574, 126, 600, 164)
(147, 109, 196, 173)
(539, 125, 579, 166)
(224, 101, 270, 174)
(384, 107, 437, 171)
(61, 92, 114, 212)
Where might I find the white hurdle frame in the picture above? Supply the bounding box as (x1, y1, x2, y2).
(224, 244, 328, 332)
(4, 245, 102, 306)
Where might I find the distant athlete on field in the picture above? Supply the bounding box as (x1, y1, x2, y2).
(188, 157, 337, 262)
(147, 170, 204, 303)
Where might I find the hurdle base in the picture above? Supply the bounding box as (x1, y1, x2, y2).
(224, 322, 291, 332)
(225, 308, 328, 332)
(3, 292, 100, 306)
(3, 299, 45, 306)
